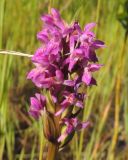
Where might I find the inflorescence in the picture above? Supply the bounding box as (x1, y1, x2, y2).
(27, 8, 105, 147)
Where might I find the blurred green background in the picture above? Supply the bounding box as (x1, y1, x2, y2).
(0, 0, 128, 159)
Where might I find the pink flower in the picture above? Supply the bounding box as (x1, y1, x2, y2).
(29, 93, 46, 119)
(82, 64, 103, 85)
(58, 118, 90, 142)
(27, 8, 105, 145)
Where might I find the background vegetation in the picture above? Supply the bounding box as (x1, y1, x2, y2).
(0, 0, 128, 159)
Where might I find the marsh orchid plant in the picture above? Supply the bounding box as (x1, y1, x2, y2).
(27, 8, 105, 159)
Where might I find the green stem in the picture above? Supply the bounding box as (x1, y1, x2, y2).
(48, 0, 53, 14)
(46, 142, 58, 160)
(95, 0, 101, 35)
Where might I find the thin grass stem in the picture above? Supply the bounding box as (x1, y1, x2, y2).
(0, 50, 32, 58)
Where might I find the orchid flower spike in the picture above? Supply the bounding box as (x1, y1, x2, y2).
(27, 8, 105, 149)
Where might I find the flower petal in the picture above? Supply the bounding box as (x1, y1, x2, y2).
(64, 80, 75, 86)
(82, 69, 92, 85)
(84, 22, 96, 32)
(88, 64, 103, 72)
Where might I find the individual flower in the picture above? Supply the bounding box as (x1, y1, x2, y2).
(55, 92, 84, 116)
(29, 93, 46, 119)
(82, 64, 103, 85)
(58, 118, 90, 142)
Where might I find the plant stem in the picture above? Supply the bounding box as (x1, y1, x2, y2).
(46, 142, 58, 160)
(95, 0, 101, 35)
(48, 0, 52, 14)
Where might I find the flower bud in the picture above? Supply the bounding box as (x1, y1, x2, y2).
(43, 109, 59, 143)
(45, 90, 56, 114)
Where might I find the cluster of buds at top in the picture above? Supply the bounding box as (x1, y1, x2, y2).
(27, 8, 105, 148)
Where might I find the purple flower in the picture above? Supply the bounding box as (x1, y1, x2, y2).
(55, 91, 85, 116)
(41, 8, 66, 31)
(82, 64, 103, 85)
(29, 93, 46, 119)
(58, 118, 89, 142)
(27, 8, 105, 145)
(32, 42, 61, 67)
(80, 23, 96, 44)
(27, 64, 64, 88)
